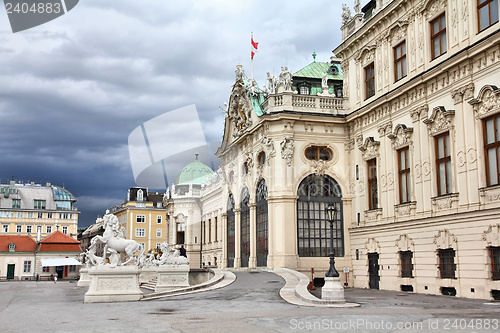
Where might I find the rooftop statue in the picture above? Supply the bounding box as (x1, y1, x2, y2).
(91, 212, 145, 267)
(266, 72, 278, 94)
(342, 4, 352, 26)
(235, 64, 245, 81)
(278, 66, 293, 92)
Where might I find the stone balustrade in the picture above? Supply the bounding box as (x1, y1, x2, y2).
(262, 92, 345, 115)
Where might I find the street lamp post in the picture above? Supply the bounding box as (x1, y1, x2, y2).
(325, 202, 339, 278)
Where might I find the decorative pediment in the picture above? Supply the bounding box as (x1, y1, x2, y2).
(355, 44, 377, 66)
(433, 229, 457, 249)
(483, 224, 500, 247)
(422, 0, 447, 19)
(174, 213, 187, 223)
(228, 82, 253, 139)
(423, 106, 455, 137)
(388, 124, 413, 150)
(359, 137, 380, 161)
(395, 234, 414, 251)
(468, 85, 500, 120)
(365, 237, 381, 253)
(388, 20, 409, 45)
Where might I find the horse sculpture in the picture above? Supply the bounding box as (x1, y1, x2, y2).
(93, 213, 145, 267)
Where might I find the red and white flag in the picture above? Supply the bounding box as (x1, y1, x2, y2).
(251, 34, 258, 60)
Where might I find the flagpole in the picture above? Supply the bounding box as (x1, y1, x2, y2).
(251, 32, 254, 80)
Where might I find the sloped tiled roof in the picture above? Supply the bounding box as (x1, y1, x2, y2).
(39, 231, 81, 252)
(0, 235, 37, 252)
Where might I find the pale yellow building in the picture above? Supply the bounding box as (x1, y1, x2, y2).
(0, 181, 79, 240)
(112, 187, 166, 252)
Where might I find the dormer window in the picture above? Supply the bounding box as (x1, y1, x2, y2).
(327, 65, 338, 75)
(8, 243, 15, 252)
(137, 189, 144, 202)
(298, 83, 311, 95)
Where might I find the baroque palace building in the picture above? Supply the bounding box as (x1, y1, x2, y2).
(162, 0, 500, 300)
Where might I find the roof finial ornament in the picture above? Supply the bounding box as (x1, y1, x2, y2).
(312, 51, 317, 62)
(195, 153, 199, 161)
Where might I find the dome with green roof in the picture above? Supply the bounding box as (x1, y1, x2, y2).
(175, 154, 214, 186)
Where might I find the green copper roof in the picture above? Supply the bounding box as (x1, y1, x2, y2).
(175, 154, 214, 186)
(293, 62, 343, 80)
(242, 79, 265, 116)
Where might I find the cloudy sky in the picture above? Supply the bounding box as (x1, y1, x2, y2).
(0, 0, 355, 227)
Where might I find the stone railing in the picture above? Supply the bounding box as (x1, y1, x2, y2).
(263, 92, 345, 115)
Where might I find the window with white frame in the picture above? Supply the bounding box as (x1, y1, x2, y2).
(36, 225, 42, 233)
(46, 225, 52, 233)
(12, 199, 21, 209)
(156, 229, 162, 238)
(2, 224, 8, 233)
(157, 215, 162, 224)
(27, 212, 34, 218)
(62, 226, 68, 234)
(37, 212, 43, 219)
(16, 225, 22, 233)
(136, 215, 145, 223)
(17, 212, 23, 218)
(26, 225, 32, 233)
(69, 265, 76, 272)
(135, 228, 145, 237)
(47, 212, 53, 219)
(23, 260, 31, 273)
(137, 189, 144, 201)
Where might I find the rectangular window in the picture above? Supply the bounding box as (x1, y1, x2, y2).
(27, 212, 34, 218)
(23, 261, 31, 273)
(367, 159, 378, 209)
(435, 132, 452, 195)
(214, 217, 217, 242)
(394, 41, 407, 81)
(17, 212, 23, 218)
(135, 203, 146, 207)
(16, 225, 22, 233)
(484, 115, 500, 185)
(46, 225, 52, 234)
(37, 212, 43, 219)
(2, 224, 8, 233)
(203, 221, 206, 244)
(135, 228, 145, 237)
(47, 212, 53, 219)
(12, 199, 21, 209)
(208, 218, 211, 243)
(438, 248, 456, 279)
(478, 0, 499, 32)
(26, 225, 32, 233)
(490, 246, 500, 280)
(157, 215, 162, 224)
(34, 200, 46, 209)
(156, 228, 161, 238)
(177, 223, 185, 244)
(62, 226, 68, 234)
(156, 243, 161, 250)
(398, 147, 411, 203)
(36, 225, 42, 233)
(136, 215, 145, 223)
(69, 265, 76, 272)
(400, 251, 413, 278)
(431, 13, 447, 60)
(365, 63, 375, 99)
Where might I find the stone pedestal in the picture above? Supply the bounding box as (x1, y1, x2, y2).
(77, 268, 90, 287)
(155, 265, 190, 292)
(321, 277, 345, 303)
(84, 266, 143, 303)
(139, 266, 157, 283)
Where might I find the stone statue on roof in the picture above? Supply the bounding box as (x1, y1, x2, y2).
(322, 72, 329, 91)
(267, 72, 278, 94)
(279, 66, 293, 92)
(235, 64, 245, 81)
(342, 4, 352, 26)
(354, 0, 361, 14)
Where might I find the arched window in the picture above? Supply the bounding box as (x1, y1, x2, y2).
(240, 188, 250, 267)
(137, 189, 144, 202)
(297, 174, 343, 257)
(256, 179, 268, 267)
(226, 194, 235, 268)
(257, 151, 266, 166)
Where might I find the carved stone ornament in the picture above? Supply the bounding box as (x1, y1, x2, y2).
(229, 82, 253, 138)
(388, 21, 409, 45)
(388, 124, 413, 150)
(452, 83, 475, 104)
(311, 159, 327, 176)
(359, 137, 380, 161)
(424, 0, 447, 19)
(394, 202, 416, 218)
(261, 136, 276, 165)
(423, 106, 455, 137)
(468, 85, 500, 120)
(280, 136, 295, 166)
(432, 193, 459, 211)
(479, 185, 500, 203)
(395, 234, 415, 251)
(483, 224, 500, 247)
(410, 105, 427, 122)
(365, 237, 381, 253)
(355, 44, 377, 67)
(364, 208, 382, 222)
(433, 229, 458, 249)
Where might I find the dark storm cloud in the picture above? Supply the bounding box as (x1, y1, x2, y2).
(0, 0, 354, 226)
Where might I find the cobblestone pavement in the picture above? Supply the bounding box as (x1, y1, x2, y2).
(0, 271, 499, 333)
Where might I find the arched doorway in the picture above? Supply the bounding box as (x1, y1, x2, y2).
(226, 194, 235, 268)
(297, 174, 344, 258)
(256, 179, 268, 267)
(240, 188, 250, 267)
